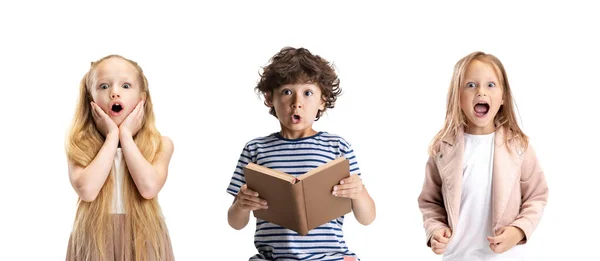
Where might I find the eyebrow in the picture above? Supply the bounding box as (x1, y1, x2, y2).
(93, 78, 136, 85)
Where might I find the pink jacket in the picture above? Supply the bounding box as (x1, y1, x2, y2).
(418, 127, 548, 246)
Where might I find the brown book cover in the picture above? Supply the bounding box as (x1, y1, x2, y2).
(244, 157, 352, 236)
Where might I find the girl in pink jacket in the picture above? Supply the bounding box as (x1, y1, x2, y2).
(418, 51, 548, 261)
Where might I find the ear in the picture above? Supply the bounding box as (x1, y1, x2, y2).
(319, 97, 326, 111)
(141, 92, 147, 102)
(264, 92, 274, 107)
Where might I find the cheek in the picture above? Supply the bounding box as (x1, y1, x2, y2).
(459, 92, 472, 110)
(272, 99, 284, 109)
(494, 91, 504, 106)
(127, 99, 140, 112)
(89, 92, 100, 103)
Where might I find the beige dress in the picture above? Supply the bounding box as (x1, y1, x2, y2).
(66, 148, 174, 261)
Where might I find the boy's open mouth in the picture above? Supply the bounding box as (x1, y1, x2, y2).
(474, 101, 489, 117)
(292, 114, 301, 123)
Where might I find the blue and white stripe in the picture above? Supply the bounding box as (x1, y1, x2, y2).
(227, 132, 361, 261)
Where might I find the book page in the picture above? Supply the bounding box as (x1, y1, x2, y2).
(245, 162, 296, 183)
(297, 156, 346, 181)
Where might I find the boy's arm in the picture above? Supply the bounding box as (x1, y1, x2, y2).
(351, 182, 376, 225)
(332, 173, 376, 225)
(334, 138, 376, 225)
(226, 144, 267, 229)
(228, 195, 251, 230)
(228, 184, 268, 230)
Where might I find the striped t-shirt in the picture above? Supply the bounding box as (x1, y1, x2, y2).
(227, 131, 362, 261)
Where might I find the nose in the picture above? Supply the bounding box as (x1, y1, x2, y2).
(291, 94, 303, 109)
(476, 85, 487, 97)
(110, 88, 120, 99)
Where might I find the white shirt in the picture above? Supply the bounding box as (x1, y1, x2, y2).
(112, 148, 126, 214)
(443, 132, 525, 261)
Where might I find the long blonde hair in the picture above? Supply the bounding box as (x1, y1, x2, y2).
(428, 51, 528, 156)
(66, 55, 167, 261)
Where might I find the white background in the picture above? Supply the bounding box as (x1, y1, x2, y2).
(1, 1, 598, 260)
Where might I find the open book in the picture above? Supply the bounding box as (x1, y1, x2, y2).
(244, 157, 352, 236)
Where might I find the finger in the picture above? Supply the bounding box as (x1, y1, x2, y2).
(339, 174, 359, 185)
(137, 101, 145, 117)
(496, 226, 507, 235)
(487, 234, 506, 244)
(436, 234, 449, 244)
(332, 183, 361, 192)
(90, 102, 100, 119)
(490, 242, 506, 253)
(135, 100, 144, 115)
(432, 232, 443, 242)
(93, 103, 109, 119)
(241, 200, 268, 210)
(489, 243, 497, 252)
(432, 246, 445, 255)
(133, 100, 144, 115)
(240, 193, 268, 205)
(333, 187, 362, 197)
(241, 185, 259, 197)
(431, 239, 445, 249)
(443, 228, 452, 238)
(240, 193, 268, 206)
(92, 102, 102, 114)
(496, 243, 508, 253)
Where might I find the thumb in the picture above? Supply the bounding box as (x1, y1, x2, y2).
(495, 226, 507, 236)
(488, 229, 508, 244)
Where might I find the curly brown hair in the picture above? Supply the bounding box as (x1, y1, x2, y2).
(255, 47, 342, 121)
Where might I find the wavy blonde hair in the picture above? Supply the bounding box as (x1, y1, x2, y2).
(66, 55, 167, 261)
(428, 51, 528, 156)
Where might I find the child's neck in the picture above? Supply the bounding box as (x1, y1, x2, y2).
(465, 124, 496, 135)
(279, 127, 318, 140)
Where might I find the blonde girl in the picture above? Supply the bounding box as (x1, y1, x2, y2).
(65, 55, 175, 261)
(418, 51, 548, 261)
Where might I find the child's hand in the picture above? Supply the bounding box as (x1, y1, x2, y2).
(119, 100, 144, 137)
(236, 184, 268, 212)
(91, 102, 118, 137)
(332, 174, 364, 199)
(430, 227, 452, 255)
(487, 226, 525, 253)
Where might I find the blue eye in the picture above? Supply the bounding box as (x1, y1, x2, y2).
(283, 89, 292, 95)
(100, 83, 109, 89)
(123, 83, 131, 89)
(304, 90, 313, 96)
(488, 82, 496, 88)
(466, 82, 476, 88)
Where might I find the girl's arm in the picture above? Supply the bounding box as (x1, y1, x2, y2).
(120, 134, 174, 199)
(68, 132, 119, 202)
(118, 101, 174, 199)
(510, 145, 549, 244)
(68, 102, 120, 202)
(418, 156, 450, 247)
